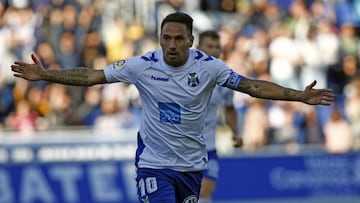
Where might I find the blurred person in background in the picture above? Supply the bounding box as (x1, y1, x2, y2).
(268, 22, 301, 90)
(267, 101, 301, 154)
(196, 30, 242, 203)
(241, 98, 269, 152)
(300, 106, 323, 145)
(44, 83, 73, 127)
(94, 83, 139, 132)
(323, 107, 352, 153)
(224, 32, 252, 137)
(66, 85, 102, 126)
(93, 95, 121, 134)
(344, 78, 360, 150)
(11, 12, 335, 202)
(338, 23, 359, 59)
(5, 99, 38, 137)
(327, 55, 360, 118)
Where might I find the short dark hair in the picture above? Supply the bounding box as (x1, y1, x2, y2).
(198, 30, 220, 45)
(160, 12, 193, 34)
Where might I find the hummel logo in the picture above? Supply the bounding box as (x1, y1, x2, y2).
(151, 75, 169, 81)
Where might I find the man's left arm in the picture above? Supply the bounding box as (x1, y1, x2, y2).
(235, 77, 335, 106)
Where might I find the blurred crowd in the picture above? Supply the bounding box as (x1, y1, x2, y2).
(1, 0, 360, 153)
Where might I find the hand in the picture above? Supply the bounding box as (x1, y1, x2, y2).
(301, 80, 335, 105)
(233, 136, 243, 148)
(11, 54, 45, 81)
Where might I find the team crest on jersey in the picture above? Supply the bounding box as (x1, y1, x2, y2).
(114, 60, 126, 68)
(183, 195, 197, 203)
(187, 72, 199, 87)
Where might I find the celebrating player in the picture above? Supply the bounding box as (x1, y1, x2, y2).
(11, 12, 335, 203)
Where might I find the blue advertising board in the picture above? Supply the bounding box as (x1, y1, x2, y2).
(214, 153, 360, 202)
(0, 140, 139, 203)
(0, 137, 360, 203)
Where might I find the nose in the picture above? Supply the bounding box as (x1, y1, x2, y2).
(169, 39, 176, 50)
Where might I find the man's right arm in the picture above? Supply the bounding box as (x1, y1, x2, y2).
(42, 68, 107, 86)
(11, 54, 107, 86)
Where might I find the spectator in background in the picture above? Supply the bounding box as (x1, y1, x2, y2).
(247, 28, 270, 79)
(0, 82, 15, 124)
(338, 22, 360, 58)
(241, 98, 269, 152)
(324, 107, 352, 153)
(35, 41, 57, 68)
(301, 106, 323, 144)
(56, 31, 79, 68)
(328, 55, 360, 115)
(94, 83, 139, 132)
(344, 79, 360, 150)
(268, 22, 301, 90)
(93, 96, 121, 134)
(5, 99, 38, 137)
(309, 0, 336, 25)
(45, 83, 73, 127)
(297, 24, 327, 91)
(66, 85, 102, 126)
(286, 0, 311, 40)
(268, 102, 298, 143)
(25, 85, 52, 118)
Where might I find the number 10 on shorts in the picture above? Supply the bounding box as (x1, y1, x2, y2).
(138, 177, 158, 196)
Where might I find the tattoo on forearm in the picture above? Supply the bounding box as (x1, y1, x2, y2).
(239, 79, 302, 101)
(253, 81, 262, 96)
(240, 80, 262, 97)
(45, 69, 91, 86)
(284, 89, 291, 97)
(283, 89, 301, 100)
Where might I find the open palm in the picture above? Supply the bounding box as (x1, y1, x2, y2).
(11, 54, 44, 81)
(302, 80, 335, 105)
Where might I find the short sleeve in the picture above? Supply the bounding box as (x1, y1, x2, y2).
(103, 56, 149, 84)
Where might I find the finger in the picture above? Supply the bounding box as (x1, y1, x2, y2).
(324, 93, 336, 98)
(11, 65, 22, 73)
(320, 88, 334, 92)
(323, 96, 335, 101)
(319, 96, 335, 104)
(11, 64, 19, 69)
(13, 73, 24, 78)
(14, 61, 28, 66)
(320, 100, 332, 105)
(31, 54, 41, 65)
(307, 80, 317, 89)
(11, 68, 21, 73)
(321, 91, 336, 98)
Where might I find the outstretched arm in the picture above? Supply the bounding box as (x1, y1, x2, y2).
(11, 54, 107, 86)
(236, 77, 335, 105)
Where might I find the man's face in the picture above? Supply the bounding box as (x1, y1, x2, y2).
(160, 22, 194, 67)
(197, 37, 221, 58)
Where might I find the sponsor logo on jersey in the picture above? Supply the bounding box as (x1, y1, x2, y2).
(114, 60, 126, 68)
(151, 75, 169, 81)
(187, 72, 199, 87)
(159, 102, 181, 124)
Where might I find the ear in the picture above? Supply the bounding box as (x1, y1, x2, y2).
(189, 35, 194, 48)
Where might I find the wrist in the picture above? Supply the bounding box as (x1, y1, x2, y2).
(232, 129, 240, 138)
